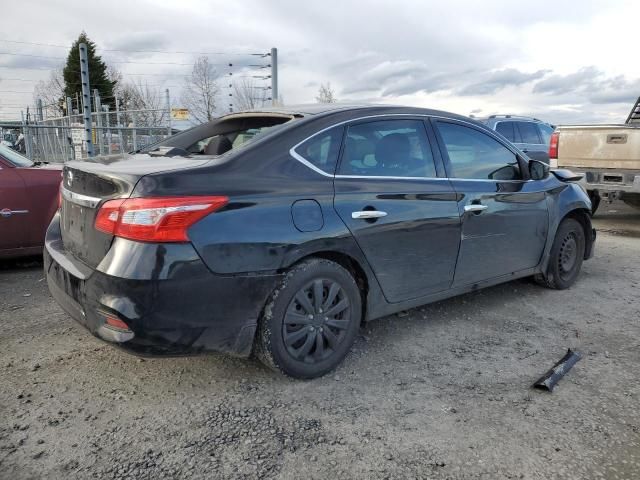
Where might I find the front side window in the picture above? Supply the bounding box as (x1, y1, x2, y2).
(293, 125, 344, 174)
(436, 122, 521, 181)
(338, 119, 436, 178)
(516, 121, 542, 144)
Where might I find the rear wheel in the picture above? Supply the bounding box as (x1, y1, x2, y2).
(255, 258, 362, 379)
(535, 218, 585, 290)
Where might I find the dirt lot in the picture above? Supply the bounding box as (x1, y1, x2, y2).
(1, 203, 640, 480)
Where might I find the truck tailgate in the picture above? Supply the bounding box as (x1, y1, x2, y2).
(557, 126, 640, 170)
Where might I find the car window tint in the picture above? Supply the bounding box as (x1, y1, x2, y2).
(338, 120, 436, 178)
(516, 121, 542, 144)
(436, 122, 521, 181)
(293, 125, 344, 174)
(537, 123, 554, 144)
(495, 121, 516, 142)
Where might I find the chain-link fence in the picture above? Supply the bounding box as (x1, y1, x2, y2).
(4, 107, 173, 163)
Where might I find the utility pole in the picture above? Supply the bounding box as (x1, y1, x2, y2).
(165, 88, 172, 136)
(79, 43, 94, 157)
(94, 89, 104, 155)
(270, 47, 278, 106)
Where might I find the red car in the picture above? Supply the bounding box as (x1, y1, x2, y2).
(0, 145, 61, 258)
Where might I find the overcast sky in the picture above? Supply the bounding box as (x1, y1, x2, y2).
(1, 0, 638, 124)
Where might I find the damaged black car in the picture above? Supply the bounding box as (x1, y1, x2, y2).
(45, 104, 595, 378)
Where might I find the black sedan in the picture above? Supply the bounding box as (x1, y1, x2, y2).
(45, 104, 595, 378)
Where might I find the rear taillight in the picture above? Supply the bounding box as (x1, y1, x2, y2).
(549, 132, 559, 159)
(58, 182, 63, 209)
(95, 196, 228, 242)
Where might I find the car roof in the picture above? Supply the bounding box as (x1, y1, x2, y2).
(220, 103, 477, 124)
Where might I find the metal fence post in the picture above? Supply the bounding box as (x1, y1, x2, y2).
(131, 111, 138, 152)
(79, 43, 94, 157)
(94, 89, 104, 156)
(165, 89, 172, 136)
(271, 47, 278, 106)
(21, 111, 32, 159)
(104, 105, 112, 154)
(66, 96, 74, 161)
(115, 97, 124, 154)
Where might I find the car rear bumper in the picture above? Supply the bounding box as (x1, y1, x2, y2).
(44, 214, 282, 357)
(572, 169, 640, 194)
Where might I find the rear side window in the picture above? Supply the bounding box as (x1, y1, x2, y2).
(495, 121, 517, 142)
(516, 122, 542, 144)
(293, 126, 344, 174)
(436, 122, 521, 181)
(537, 123, 554, 144)
(338, 119, 437, 178)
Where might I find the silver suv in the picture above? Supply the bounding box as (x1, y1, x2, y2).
(479, 115, 555, 164)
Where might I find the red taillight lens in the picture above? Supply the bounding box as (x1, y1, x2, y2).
(549, 132, 559, 159)
(58, 182, 63, 209)
(95, 196, 228, 242)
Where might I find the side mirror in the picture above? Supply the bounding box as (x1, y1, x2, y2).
(529, 160, 550, 180)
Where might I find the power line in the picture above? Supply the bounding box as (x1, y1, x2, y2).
(0, 38, 270, 57)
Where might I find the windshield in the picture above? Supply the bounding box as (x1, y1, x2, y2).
(0, 144, 33, 167)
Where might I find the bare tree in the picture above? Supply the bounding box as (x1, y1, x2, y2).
(33, 67, 65, 118)
(232, 78, 269, 111)
(117, 81, 167, 126)
(181, 56, 219, 124)
(316, 82, 337, 104)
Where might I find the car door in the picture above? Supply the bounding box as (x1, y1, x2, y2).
(333, 118, 461, 303)
(432, 119, 549, 287)
(515, 121, 548, 163)
(0, 161, 30, 251)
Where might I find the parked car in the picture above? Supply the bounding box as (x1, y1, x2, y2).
(45, 105, 595, 379)
(0, 145, 61, 258)
(552, 97, 640, 213)
(480, 115, 555, 164)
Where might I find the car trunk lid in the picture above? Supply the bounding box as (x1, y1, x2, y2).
(60, 153, 209, 268)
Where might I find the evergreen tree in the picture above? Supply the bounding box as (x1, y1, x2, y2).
(62, 32, 116, 109)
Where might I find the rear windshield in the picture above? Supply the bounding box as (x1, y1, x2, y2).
(0, 144, 33, 167)
(141, 115, 294, 156)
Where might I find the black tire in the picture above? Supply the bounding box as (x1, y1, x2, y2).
(535, 218, 585, 290)
(255, 258, 362, 379)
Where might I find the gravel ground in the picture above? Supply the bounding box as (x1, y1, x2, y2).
(1, 205, 640, 479)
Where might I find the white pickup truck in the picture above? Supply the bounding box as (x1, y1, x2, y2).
(552, 98, 640, 213)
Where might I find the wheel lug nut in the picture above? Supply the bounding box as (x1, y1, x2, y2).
(324, 317, 328, 321)
(308, 314, 313, 319)
(310, 326, 315, 331)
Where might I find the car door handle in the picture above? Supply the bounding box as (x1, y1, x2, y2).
(351, 210, 388, 219)
(0, 208, 29, 218)
(463, 204, 488, 214)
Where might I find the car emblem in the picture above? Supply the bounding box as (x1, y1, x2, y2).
(67, 170, 73, 187)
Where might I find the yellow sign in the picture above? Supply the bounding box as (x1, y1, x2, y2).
(171, 108, 189, 120)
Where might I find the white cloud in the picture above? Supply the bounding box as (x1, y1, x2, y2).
(0, 0, 638, 124)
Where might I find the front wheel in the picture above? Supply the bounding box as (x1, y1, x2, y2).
(535, 218, 586, 290)
(255, 258, 362, 379)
